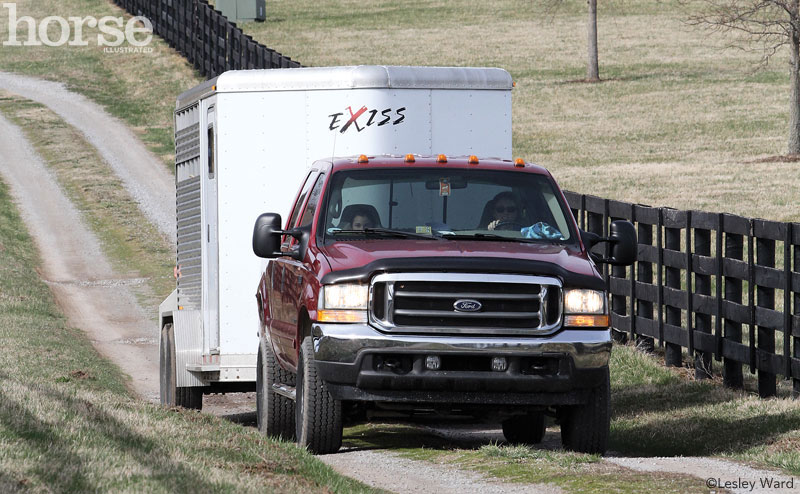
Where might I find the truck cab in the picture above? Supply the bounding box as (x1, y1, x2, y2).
(253, 154, 636, 455)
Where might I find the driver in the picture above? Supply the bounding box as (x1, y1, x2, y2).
(484, 192, 523, 231)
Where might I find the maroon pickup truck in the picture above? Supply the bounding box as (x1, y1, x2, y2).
(253, 155, 636, 455)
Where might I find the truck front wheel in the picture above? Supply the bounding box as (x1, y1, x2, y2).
(257, 339, 295, 440)
(502, 412, 546, 445)
(295, 337, 342, 454)
(159, 323, 202, 410)
(559, 367, 610, 454)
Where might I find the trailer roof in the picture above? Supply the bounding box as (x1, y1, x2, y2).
(177, 65, 513, 110)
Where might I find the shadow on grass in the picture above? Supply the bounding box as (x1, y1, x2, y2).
(0, 373, 229, 493)
(341, 419, 512, 454)
(611, 411, 800, 457)
(612, 380, 738, 419)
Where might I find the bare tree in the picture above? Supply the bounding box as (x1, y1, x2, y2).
(687, 1, 800, 154)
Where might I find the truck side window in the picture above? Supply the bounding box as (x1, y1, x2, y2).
(286, 172, 315, 230)
(298, 176, 325, 228)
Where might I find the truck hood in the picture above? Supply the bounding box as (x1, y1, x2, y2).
(319, 239, 603, 288)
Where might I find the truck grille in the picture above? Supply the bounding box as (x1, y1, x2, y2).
(369, 273, 562, 336)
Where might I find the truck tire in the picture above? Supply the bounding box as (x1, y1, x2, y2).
(502, 412, 546, 445)
(257, 339, 296, 440)
(295, 337, 342, 454)
(559, 367, 610, 454)
(159, 323, 202, 410)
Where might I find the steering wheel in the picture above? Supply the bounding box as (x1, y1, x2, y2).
(493, 221, 524, 231)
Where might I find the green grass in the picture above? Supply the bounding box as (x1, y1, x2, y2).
(0, 175, 378, 493)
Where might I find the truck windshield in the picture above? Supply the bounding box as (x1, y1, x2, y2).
(321, 168, 576, 244)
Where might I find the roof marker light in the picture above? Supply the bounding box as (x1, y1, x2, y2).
(405, 154, 415, 163)
(358, 154, 369, 164)
(514, 158, 526, 168)
(437, 154, 447, 163)
(468, 155, 479, 165)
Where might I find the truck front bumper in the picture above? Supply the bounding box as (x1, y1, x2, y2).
(311, 323, 611, 406)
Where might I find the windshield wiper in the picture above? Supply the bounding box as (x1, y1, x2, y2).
(329, 228, 443, 240)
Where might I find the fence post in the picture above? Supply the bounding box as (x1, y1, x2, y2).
(636, 207, 655, 352)
(694, 223, 712, 379)
(664, 210, 683, 367)
(755, 224, 777, 398)
(793, 223, 800, 398)
(723, 216, 744, 389)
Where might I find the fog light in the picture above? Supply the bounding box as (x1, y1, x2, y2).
(425, 355, 441, 370)
(491, 357, 508, 372)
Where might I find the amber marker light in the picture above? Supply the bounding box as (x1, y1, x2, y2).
(468, 155, 479, 165)
(437, 154, 448, 163)
(514, 158, 526, 168)
(564, 315, 610, 328)
(358, 154, 369, 163)
(317, 310, 368, 323)
(405, 154, 415, 163)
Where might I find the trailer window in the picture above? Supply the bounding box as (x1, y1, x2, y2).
(207, 126, 215, 179)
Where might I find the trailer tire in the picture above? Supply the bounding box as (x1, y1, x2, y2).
(502, 412, 546, 445)
(159, 323, 202, 410)
(295, 337, 342, 454)
(559, 367, 609, 454)
(257, 339, 296, 440)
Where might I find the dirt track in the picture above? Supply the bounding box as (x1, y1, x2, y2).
(0, 72, 797, 494)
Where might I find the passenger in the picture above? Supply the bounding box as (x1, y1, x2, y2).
(479, 192, 524, 230)
(340, 204, 381, 230)
(351, 214, 373, 230)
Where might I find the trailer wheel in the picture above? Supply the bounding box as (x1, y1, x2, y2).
(295, 337, 342, 454)
(159, 323, 202, 410)
(559, 368, 610, 454)
(257, 339, 296, 440)
(502, 412, 546, 445)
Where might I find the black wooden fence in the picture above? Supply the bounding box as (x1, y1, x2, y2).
(564, 191, 800, 398)
(112, 0, 302, 79)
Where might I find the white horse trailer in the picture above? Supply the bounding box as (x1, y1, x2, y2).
(158, 65, 513, 408)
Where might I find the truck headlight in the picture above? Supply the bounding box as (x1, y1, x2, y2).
(563, 289, 609, 328)
(318, 284, 368, 323)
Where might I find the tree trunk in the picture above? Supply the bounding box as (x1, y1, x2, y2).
(790, 15, 800, 153)
(587, 0, 599, 81)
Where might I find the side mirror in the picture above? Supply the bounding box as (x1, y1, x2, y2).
(581, 220, 637, 266)
(252, 213, 311, 261)
(252, 213, 283, 258)
(607, 220, 637, 266)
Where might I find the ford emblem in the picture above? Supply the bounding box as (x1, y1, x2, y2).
(453, 299, 482, 312)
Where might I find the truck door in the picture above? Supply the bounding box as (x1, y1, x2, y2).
(282, 174, 325, 364)
(204, 106, 220, 353)
(270, 171, 316, 367)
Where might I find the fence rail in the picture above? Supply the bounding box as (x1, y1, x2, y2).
(112, 0, 301, 79)
(564, 191, 800, 398)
